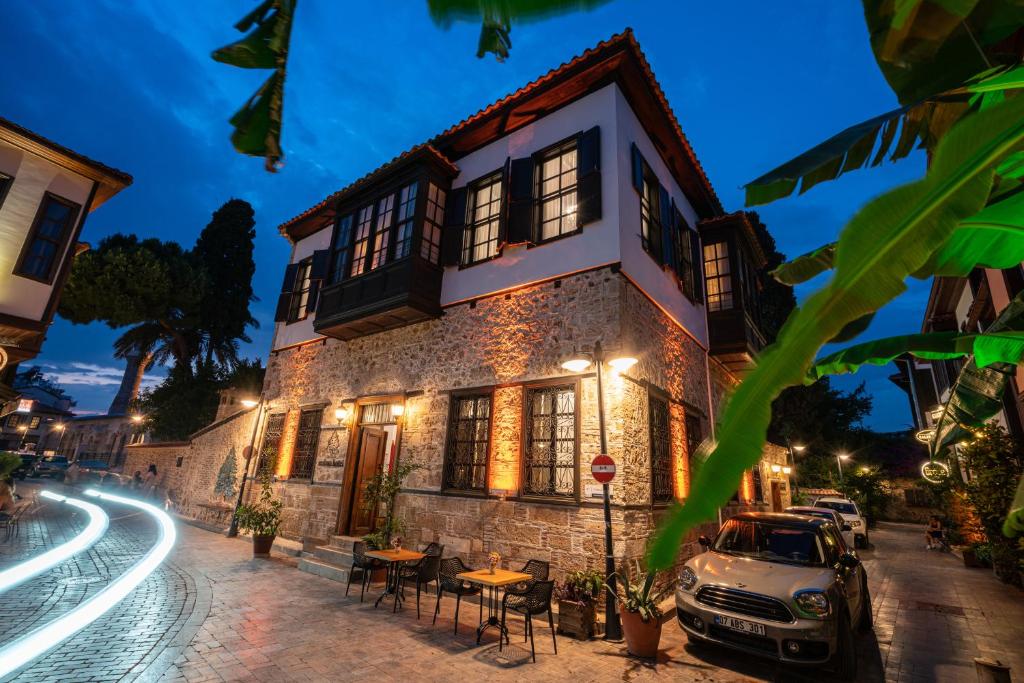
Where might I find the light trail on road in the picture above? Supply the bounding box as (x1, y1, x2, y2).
(0, 489, 176, 679)
(0, 490, 109, 594)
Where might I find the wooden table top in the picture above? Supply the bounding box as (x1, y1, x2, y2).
(456, 568, 532, 587)
(364, 548, 426, 563)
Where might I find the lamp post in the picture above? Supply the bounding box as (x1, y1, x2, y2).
(228, 397, 264, 538)
(54, 423, 66, 455)
(17, 425, 29, 451)
(561, 341, 637, 642)
(786, 441, 804, 495)
(835, 453, 850, 482)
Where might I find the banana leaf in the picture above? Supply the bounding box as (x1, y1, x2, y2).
(772, 243, 836, 285)
(744, 65, 1024, 206)
(1004, 474, 1024, 536)
(931, 291, 1024, 456)
(927, 191, 1024, 275)
(229, 72, 285, 171)
(808, 330, 1024, 380)
(649, 94, 1024, 571)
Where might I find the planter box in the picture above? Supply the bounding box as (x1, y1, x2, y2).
(961, 547, 983, 568)
(557, 600, 596, 640)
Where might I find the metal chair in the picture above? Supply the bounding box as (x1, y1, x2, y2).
(433, 557, 483, 633)
(397, 553, 441, 619)
(501, 579, 557, 662)
(346, 541, 383, 603)
(398, 542, 445, 581)
(505, 559, 550, 599)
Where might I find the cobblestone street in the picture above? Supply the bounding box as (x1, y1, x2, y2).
(2, 484, 1023, 682)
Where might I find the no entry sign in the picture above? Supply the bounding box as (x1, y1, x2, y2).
(591, 454, 616, 483)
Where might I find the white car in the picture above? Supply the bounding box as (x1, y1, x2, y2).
(812, 497, 868, 548)
(786, 506, 856, 549)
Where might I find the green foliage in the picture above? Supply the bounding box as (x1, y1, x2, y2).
(959, 424, 1024, 584)
(772, 243, 836, 286)
(1007, 475, 1024, 537)
(362, 462, 419, 548)
(13, 366, 75, 405)
(838, 466, 889, 527)
(234, 478, 282, 537)
(555, 569, 604, 606)
(768, 377, 872, 450)
(0, 452, 21, 479)
(606, 561, 671, 623)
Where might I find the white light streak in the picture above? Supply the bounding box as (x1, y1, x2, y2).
(0, 489, 176, 678)
(0, 491, 109, 594)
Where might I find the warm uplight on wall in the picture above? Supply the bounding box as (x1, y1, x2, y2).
(560, 357, 592, 373)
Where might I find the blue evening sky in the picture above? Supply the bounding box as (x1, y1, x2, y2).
(0, 1, 926, 429)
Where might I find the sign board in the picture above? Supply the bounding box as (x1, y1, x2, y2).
(921, 460, 950, 483)
(584, 483, 613, 499)
(15, 399, 33, 413)
(591, 454, 616, 483)
(915, 428, 936, 444)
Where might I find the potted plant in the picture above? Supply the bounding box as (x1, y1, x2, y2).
(361, 462, 418, 550)
(607, 562, 672, 658)
(234, 477, 282, 557)
(555, 569, 603, 640)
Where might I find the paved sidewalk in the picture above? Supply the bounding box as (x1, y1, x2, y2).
(3, 484, 1024, 682)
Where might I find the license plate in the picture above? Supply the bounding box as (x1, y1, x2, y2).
(714, 614, 766, 636)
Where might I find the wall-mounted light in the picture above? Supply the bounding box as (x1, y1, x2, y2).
(770, 464, 782, 474)
(54, 423, 65, 431)
(334, 406, 351, 424)
(240, 398, 259, 409)
(791, 444, 806, 452)
(607, 356, 638, 373)
(561, 357, 592, 373)
(391, 404, 405, 418)
(782, 466, 792, 475)
(130, 414, 144, 424)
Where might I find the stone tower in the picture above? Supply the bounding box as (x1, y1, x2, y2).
(107, 354, 143, 416)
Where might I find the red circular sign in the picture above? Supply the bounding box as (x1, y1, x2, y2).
(591, 454, 616, 483)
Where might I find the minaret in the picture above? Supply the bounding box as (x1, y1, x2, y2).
(107, 354, 143, 416)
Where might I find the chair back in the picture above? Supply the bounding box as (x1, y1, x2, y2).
(438, 557, 469, 592)
(520, 559, 550, 581)
(422, 542, 445, 557)
(523, 580, 555, 615)
(418, 553, 442, 581)
(352, 540, 368, 567)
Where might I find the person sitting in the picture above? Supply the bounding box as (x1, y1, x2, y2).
(926, 515, 944, 550)
(0, 476, 16, 516)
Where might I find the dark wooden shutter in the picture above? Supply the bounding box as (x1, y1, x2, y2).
(307, 249, 330, 313)
(442, 186, 468, 266)
(631, 143, 644, 193)
(690, 229, 704, 305)
(659, 186, 674, 270)
(577, 126, 601, 226)
(274, 262, 299, 322)
(507, 157, 535, 244)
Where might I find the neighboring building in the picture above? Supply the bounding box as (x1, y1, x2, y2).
(893, 267, 1024, 442)
(0, 117, 131, 400)
(0, 395, 72, 453)
(133, 31, 792, 577)
(59, 355, 149, 466)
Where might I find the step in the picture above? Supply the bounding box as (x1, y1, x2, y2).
(313, 545, 353, 567)
(297, 556, 351, 584)
(328, 535, 361, 551)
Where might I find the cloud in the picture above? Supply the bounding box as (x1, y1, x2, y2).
(46, 362, 162, 390)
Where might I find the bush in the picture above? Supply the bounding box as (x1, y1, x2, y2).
(556, 569, 604, 606)
(0, 452, 21, 479)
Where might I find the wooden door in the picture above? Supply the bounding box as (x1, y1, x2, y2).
(770, 481, 783, 512)
(348, 427, 386, 536)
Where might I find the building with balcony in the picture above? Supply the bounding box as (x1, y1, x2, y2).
(138, 31, 789, 577)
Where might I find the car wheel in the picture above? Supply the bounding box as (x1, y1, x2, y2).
(831, 606, 857, 681)
(858, 577, 873, 632)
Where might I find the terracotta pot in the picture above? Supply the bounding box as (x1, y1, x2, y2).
(620, 609, 662, 658)
(252, 534, 275, 556)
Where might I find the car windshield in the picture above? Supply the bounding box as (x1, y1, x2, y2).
(713, 519, 824, 566)
(797, 510, 834, 521)
(815, 500, 858, 515)
(44, 457, 67, 464)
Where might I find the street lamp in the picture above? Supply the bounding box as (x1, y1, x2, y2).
(561, 340, 636, 642)
(17, 425, 29, 450)
(835, 452, 851, 482)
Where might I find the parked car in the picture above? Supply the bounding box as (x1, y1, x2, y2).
(812, 497, 869, 548)
(676, 512, 872, 680)
(786, 506, 856, 549)
(33, 455, 70, 479)
(76, 460, 111, 485)
(12, 453, 37, 480)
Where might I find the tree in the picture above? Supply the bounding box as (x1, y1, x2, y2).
(13, 366, 75, 405)
(214, 446, 239, 500)
(768, 378, 872, 448)
(193, 199, 258, 368)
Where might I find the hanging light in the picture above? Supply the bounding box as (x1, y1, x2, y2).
(607, 356, 639, 373)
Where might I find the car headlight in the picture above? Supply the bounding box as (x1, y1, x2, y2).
(794, 590, 831, 618)
(679, 567, 698, 591)
(848, 520, 862, 528)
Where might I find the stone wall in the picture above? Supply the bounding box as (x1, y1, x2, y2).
(122, 441, 187, 497)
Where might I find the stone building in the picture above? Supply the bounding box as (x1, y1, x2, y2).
(140, 31, 792, 578)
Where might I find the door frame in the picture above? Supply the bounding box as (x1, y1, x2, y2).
(335, 394, 404, 536)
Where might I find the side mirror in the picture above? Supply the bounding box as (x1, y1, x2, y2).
(698, 535, 712, 549)
(842, 523, 852, 532)
(838, 552, 860, 569)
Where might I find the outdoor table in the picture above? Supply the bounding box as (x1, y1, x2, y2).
(456, 568, 532, 644)
(365, 548, 426, 612)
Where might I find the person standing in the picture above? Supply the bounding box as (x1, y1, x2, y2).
(143, 464, 158, 498)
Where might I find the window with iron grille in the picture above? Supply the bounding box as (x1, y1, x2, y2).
(704, 241, 733, 311)
(649, 393, 673, 503)
(257, 413, 286, 476)
(393, 182, 417, 260)
(443, 393, 491, 492)
(538, 141, 578, 241)
(523, 383, 577, 498)
(463, 172, 503, 265)
(289, 408, 323, 480)
(421, 182, 445, 264)
(752, 466, 765, 503)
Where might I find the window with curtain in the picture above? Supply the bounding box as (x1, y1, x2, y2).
(463, 172, 503, 265)
(538, 141, 578, 241)
(704, 241, 733, 311)
(421, 182, 445, 264)
(523, 383, 577, 498)
(443, 393, 491, 492)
